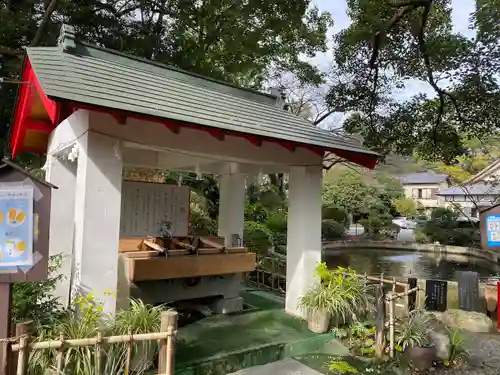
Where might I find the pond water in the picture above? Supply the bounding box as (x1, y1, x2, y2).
(324, 248, 500, 282)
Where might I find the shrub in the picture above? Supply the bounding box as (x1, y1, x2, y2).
(244, 221, 273, 255)
(266, 210, 287, 233)
(12, 254, 66, 326)
(322, 206, 349, 226)
(189, 208, 217, 236)
(322, 219, 346, 240)
(267, 210, 287, 251)
(245, 202, 268, 222)
(422, 208, 478, 246)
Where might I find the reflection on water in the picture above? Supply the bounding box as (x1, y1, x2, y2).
(324, 249, 500, 281)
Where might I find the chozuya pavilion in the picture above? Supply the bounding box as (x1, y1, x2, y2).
(9, 25, 379, 316)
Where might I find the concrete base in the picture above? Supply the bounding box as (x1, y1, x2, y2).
(116, 255, 245, 311)
(212, 297, 244, 314)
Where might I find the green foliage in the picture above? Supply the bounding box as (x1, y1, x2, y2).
(343, 322, 377, 357)
(245, 202, 269, 222)
(12, 254, 66, 326)
(267, 210, 288, 251)
(300, 264, 374, 325)
(189, 206, 217, 236)
(243, 221, 273, 255)
(395, 310, 433, 352)
(322, 219, 346, 240)
(328, 359, 359, 374)
(323, 171, 402, 236)
(322, 206, 349, 226)
(28, 295, 162, 375)
(359, 208, 395, 236)
(330, 0, 500, 164)
(421, 207, 478, 246)
(446, 327, 470, 365)
(393, 197, 418, 217)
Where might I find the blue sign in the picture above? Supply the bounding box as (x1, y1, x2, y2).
(486, 215, 500, 247)
(0, 186, 34, 268)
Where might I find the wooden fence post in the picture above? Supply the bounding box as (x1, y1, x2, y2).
(0, 283, 13, 375)
(14, 321, 33, 375)
(10, 321, 34, 375)
(158, 310, 178, 375)
(387, 292, 395, 359)
(408, 277, 417, 312)
(374, 283, 386, 359)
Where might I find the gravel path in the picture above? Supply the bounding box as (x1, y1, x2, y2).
(438, 332, 500, 375)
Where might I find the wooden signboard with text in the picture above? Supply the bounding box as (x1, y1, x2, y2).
(0, 159, 56, 375)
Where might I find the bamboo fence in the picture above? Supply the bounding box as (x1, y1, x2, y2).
(2, 310, 178, 375)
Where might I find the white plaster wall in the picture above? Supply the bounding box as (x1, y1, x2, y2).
(45, 156, 77, 307)
(47, 110, 90, 154)
(89, 112, 323, 167)
(402, 183, 445, 208)
(218, 174, 246, 246)
(72, 131, 123, 315)
(286, 166, 323, 317)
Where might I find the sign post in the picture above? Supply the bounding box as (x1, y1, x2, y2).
(498, 281, 500, 332)
(0, 160, 56, 375)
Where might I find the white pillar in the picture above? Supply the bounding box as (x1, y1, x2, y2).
(286, 166, 323, 317)
(45, 155, 77, 307)
(218, 173, 246, 246)
(73, 131, 123, 315)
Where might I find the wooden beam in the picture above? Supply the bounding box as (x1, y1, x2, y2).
(128, 252, 256, 281)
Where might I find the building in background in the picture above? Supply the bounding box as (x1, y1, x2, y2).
(395, 172, 449, 214)
(438, 159, 500, 219)
(437, 183, 500, 219)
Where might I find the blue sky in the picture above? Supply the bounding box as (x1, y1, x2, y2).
(310, 0, 476, 99)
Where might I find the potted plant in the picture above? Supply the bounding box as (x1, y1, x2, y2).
(298, 282, 333, 333)
(395, 310, 436, 370)
(299, 264, 375, 333)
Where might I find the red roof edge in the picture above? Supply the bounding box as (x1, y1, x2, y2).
(10, 58, 60, 158)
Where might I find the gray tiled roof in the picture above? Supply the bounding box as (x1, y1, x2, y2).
(438, 183, 500, 196)
(395, 172, 448, 185)
(25, 25, 379, 165)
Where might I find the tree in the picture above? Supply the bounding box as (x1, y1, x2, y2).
(0, 0, 332, 163)
(328, 0, 500, 165)
(323, 169, 403, 222)
(394, 197, 417, 217)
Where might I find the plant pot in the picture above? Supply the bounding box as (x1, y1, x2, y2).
(484, 283, 498, 313)
(307, 309, 331, 333)
(408, 344, 437, 370)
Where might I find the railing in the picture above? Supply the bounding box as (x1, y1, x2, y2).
(1, 310, 178, 375)
(246, 253, 286, 294)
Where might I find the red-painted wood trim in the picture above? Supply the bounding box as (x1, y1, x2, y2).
(31, 65, 59, 124)
(23, 119, 53, 132)
(10, 60, 33, 157)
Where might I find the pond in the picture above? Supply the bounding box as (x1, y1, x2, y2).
(324, 248, 500, 282)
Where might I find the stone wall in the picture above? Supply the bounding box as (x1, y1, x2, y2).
(323, 240, 500, 265)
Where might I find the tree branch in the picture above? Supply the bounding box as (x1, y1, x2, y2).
(30, 0, 59, 47)
(0, 46, 24, 57)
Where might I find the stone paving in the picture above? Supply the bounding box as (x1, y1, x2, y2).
(227, 358, 324, 375)
(437, 332, 500, 375)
